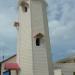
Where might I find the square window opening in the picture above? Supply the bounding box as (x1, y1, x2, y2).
(24, 6, 27, 12)
(36, 38, 40, 46)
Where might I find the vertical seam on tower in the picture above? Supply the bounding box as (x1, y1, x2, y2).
(30, 1, 34, 75)
(41, 1, 53, 75)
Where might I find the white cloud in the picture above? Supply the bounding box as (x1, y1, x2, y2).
(48, 0, 75, 61)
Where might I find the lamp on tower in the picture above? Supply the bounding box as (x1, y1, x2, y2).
(14, 22, 19, 30)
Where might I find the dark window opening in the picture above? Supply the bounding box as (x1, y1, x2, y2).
(36, 38, 40, 46)
(24, 6, 27, 12)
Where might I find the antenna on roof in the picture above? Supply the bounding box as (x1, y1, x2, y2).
(2, 56, 4, 61)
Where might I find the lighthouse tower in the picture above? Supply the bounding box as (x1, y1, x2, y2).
(16, 0, 53, 75)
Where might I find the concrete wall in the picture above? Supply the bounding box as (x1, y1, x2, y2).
(61, 63, 75, 75)
(54, 69, 62, 75)
(17, 0, 53, 75)
(17, 0, 33, 75)
(54, 63, 75, 75)
(31, 0, 53, 75)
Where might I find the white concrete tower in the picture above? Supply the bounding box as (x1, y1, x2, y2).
(16, 0, 54, 75)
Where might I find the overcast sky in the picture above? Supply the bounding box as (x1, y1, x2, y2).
(0, 0, 75, 61)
